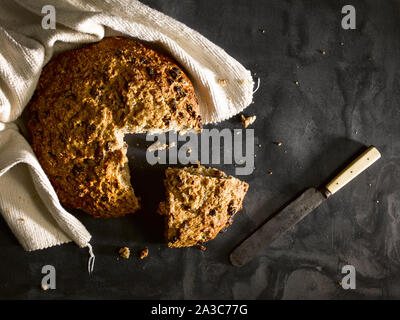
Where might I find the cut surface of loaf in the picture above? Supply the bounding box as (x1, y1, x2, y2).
(27, 37, 202, 218)
(158, 165, 249, 248)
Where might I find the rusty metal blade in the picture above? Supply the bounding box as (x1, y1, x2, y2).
(230, 188, 326, 267)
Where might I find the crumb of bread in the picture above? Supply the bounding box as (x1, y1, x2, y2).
(200, 245, 206, 251)
(119, 247, 130, 259)
(41, 284, 48, 291)
(275, 141, 283, 146)
(295, 81, 299, 86)
(241, 114, 256, 128)
(147, 141, 169, 152)
(218, 79, 228, 87)
(140, 247, 149, 259)
(321, 50, 326, 55)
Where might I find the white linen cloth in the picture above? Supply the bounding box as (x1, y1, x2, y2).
(0, 0, 254, 258)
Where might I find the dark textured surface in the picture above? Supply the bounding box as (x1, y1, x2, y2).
(1, 0, 400, 299)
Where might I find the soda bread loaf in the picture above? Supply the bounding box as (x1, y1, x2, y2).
(28, 37, 202, 218)
(158, 165, 249, 247)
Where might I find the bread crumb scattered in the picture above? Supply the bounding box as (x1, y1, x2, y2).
(199, 245, 206, 251)
(119, 247, 130, 259)
(321, 50, 326, 55)
(241, 114, 256, 128)
(17, 218, 25, 222)
(187, 147, 192, 154)
(147, 141, 175, 152)
(275, 141, 283, 146)
(295, 81, 299, 86)
(218, 79, 228, 87)
(41, 284, 48, 291)
(340, 42, 344, 46)
(268, 171, 273, 175)
(140, 247, 149, 259)
(147, 142, 164, 152)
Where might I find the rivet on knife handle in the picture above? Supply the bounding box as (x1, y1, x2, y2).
(324, 146, 381, 196)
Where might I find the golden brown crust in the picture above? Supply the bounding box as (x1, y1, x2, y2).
(158, 165, 249, 248)
(27, 37, 201, 218)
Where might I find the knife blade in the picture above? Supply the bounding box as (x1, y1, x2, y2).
(230, 145, 381, 267)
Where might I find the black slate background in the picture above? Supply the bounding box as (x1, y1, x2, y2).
(1, 0, 400, 299)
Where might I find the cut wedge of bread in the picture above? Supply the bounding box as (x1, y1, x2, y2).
(158, 165, 249, 247)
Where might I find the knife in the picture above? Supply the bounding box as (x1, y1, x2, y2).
(230, 145, 381, 267)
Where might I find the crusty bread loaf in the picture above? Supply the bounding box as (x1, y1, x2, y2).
(27, 37, 202, 218)
(158, 165, 249, 248)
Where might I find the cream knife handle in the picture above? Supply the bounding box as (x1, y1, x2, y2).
(325, 146, 381, 195)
